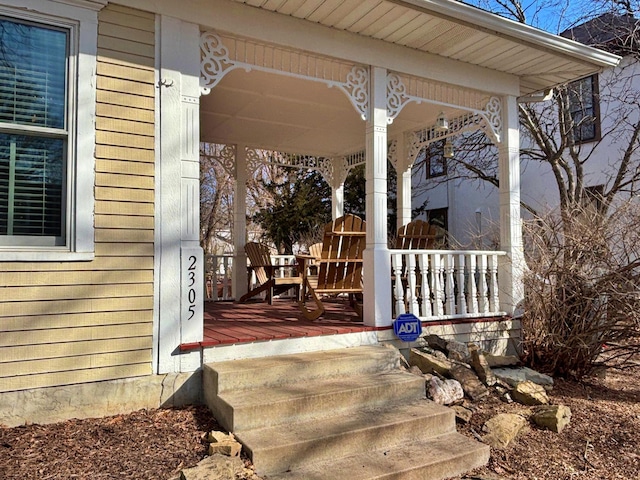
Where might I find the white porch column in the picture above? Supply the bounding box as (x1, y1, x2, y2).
(233, 145, 249, 299)
(156, 16, 203, 374)
(363, 66, 392, 327)
(331, 184, 344, 220)
(396, 133, 412, 229)
(331, 158, 345, 220)
(498, 95, 525, 315)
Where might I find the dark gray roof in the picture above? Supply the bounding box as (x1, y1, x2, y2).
(561, 13, 640, 55)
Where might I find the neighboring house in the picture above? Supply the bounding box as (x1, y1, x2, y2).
(0, 0, 618, 426)
(416, 13, 639, 248)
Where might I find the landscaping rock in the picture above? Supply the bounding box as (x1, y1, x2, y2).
(205, 431, 242, 457)
(180, 454, 245, 480)
(468, 344, 497, 386)
(446, 340, 471, 362)
(482, 413, 528, 449)
(484, 353, 521, 368)
(452, 405, 473, 424)
(434, 350, 449, 361)
(424, 334, 449, 352)
(511, 381, 549, 406)
(532, 405, 572, 433)
(492, 367, 554, 388)
(408, 365, 424, 377)
(450, 364, 489, 401)
(495, 385, 513, 403)
(427, 376, 464, 405)
(409, 348, 453, 376)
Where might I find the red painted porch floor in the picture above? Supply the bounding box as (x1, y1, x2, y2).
(180, 298, 384, 351)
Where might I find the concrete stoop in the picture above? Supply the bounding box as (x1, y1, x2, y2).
(203, 345, 489, 480)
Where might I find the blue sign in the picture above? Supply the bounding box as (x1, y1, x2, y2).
(393, 313, 422, 342)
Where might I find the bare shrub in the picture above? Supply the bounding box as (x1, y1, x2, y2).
(521, 199, 640, 378)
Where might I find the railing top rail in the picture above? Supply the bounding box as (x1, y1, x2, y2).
(389, 248, 507, 256)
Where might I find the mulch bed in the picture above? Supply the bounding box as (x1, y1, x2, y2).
(0, 406, 220, 480)
(1, 365, 638, 480)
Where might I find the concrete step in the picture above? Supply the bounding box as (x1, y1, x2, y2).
(211, 370, 425, 432)
(237, 400, 456, 475)
(204, 345, 402, 395)
(264, 432, 490, 480)
(203, 345, 489, 479)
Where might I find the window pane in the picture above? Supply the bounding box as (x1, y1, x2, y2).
(0, 17, 67, 129)
(425, 142, 446, 179)
(0, 133, 64, 237)
(568, 76, 598, 142)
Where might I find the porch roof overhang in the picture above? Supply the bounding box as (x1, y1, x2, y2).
(198, 0, 621, 157)
(229, 0, 620, 97)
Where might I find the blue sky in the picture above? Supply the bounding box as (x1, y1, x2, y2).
(461, 0, 608, 34)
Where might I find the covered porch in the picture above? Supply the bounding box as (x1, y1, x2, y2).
(197, 31, 524, 333)
(154, 0, 619, 370)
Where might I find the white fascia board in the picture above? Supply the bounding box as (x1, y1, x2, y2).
(396, 0, 621, 69)
(116, 0, 520, 96)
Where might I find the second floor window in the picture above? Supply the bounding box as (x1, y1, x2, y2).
(417, 141, 447, 179)
(567, 75, 600, 143)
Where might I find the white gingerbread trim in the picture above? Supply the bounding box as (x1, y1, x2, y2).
(387, 73, 419, 124)
(405, 102, 503, 165)
(201, 142, 237, 177)
(386, 72, 503, 143)
(200, 31, 369, 120)
(199, 32, 247, 95)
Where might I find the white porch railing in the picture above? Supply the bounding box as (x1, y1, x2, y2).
(390, 249, 507, 320)
(204, 253, 298, 301)
(205, 254, 234, 301)
(206, 250, 507, 321)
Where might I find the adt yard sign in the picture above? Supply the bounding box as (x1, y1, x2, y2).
(393, 313, 421, 342)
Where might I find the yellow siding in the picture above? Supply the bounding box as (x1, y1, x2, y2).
(0, 257, 154, 272)
(96, 186, 155, 203)
(0, 364, 152, 392)
(0, 5, 156, 393)
(0, 297, 154, 317)
(0, 350, 151, 378)
(96, 159, 155, 176)
(0, 270, 152, 287)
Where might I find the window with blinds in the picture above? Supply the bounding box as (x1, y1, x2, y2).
(0, 17, 68, 246)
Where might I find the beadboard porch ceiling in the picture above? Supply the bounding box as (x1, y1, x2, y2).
(200, 67, 438, 156)
(228, 0, 619, 94)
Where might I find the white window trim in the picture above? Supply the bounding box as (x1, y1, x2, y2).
(0, 0, 102, 261)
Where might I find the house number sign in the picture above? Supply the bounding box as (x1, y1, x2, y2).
(182, 247, 203, 324)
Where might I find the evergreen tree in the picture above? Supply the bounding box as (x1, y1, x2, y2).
(253, 169, 331, 254)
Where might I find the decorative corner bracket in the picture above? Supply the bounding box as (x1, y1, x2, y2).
(329, 66, 369, 121)
(200, 32, 248, 95)
(200, 31, 369, 121)
(481, 97, 502, 144)
(387, 73, 420, 124)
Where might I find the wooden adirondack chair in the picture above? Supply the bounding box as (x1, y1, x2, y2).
(237, 242, 302, 304)
(393, 219, 441, 315)
(298, 215, 366, 320)
(395, 219, 438, 249)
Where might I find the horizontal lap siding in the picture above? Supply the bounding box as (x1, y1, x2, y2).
(0, 5, 156, 393)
